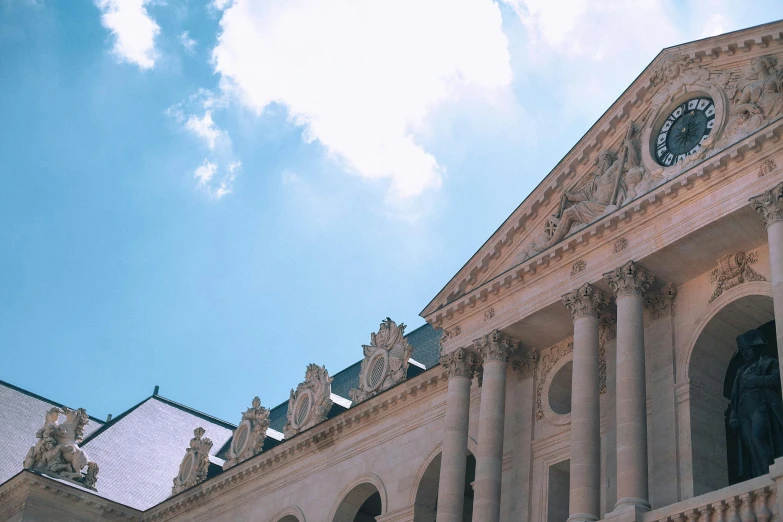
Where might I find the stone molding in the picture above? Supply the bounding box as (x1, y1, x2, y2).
(440, 347, 478, 379)
(474, 329, 519, 363)
(171, 427, 213, 496)
(223, 397, 270, 471)
(750, 180, 783, 227)
(22, 406, 99, 491)
(350, 318, 413, 404)
(708, 251, 765, 303)
(562, 283, 609, 320)
(603, 260, 655, 298)
(644, 282, 678, 321)
(284, 364, 333, 438)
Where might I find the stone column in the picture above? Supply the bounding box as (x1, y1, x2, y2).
(751, 182, 783, 391)
(604, 261, 655, 512)
(562, 283, 608, 522)
(437, 347, 477, 522)
(473, 330, 518, 522)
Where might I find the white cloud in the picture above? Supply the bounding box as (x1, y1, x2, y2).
(179, 31, 197, 53)
(185, 111, 226, 150)
(95, 0, 160, 70)
(212, 0, 513, 200)
(194, 159, 240, 199)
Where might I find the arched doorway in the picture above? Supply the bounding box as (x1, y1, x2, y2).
(687, 290, 776, 495)
(278, 517, 300, 522)
(413, 451, 477, 521)
(333, 482, 383, 522)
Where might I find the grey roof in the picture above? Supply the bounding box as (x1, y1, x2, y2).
(81, 396, 234, 510)
(407, 323, 442, 369)
(0, 380, 104, 487)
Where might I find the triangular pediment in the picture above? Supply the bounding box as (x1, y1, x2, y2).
(422, 20, 783, 320)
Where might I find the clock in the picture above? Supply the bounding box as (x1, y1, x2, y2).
(654, 97, 715, 166)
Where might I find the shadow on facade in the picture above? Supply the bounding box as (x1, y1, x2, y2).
(413, 452, 477, 521)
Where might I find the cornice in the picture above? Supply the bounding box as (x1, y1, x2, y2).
(144, 366, 449, 520)
(422, 23, 783, 321)
(428, 119, 783, 333)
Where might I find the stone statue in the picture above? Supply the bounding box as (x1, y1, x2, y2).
(172, 427, 213, 495)
(223, 396, 270, 470)
(23, 406, 99, 490)
(728, 330, 783, 480)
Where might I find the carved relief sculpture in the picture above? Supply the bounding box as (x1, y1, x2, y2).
(283, 364, 333, 438)
(172, 427, 213, 495)
(708, 252, 765, 303)
(598, 316, 617, 394)
(536, 337, 574, 419)
(349, 318, 413, 403)
(23, 407, 99, 490)
(721, 56, 783, 146)
(223, 396, 270, 470)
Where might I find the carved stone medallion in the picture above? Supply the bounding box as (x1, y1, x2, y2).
(283, 364, 333, 438)
(172, 427, 212, 496)
(223, 397, 270, 470)
(349, 318, 413, 404)
(709, 252, 765, 303)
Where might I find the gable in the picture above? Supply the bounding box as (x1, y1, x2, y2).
(422, 20, 783, 321)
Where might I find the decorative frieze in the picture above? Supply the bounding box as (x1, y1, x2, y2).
(283, 364, 333, 438)
(603, 260, 655, 297)
(349, 318, 413, 403)
(23, 407, 99, 490)
(644, 282, 678, 320)
(562, 283, 609, 320)
(440, 347, 477, 379)
(474, 329, 518, 363)
(708, 252, 765, 303)
(536, 337, 573, 419)
(750, 181, 783, 228)
(223, 397, 270, 470)
(171, 427, 212, 496)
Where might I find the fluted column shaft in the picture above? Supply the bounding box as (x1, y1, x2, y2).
(751, 182, 783, 392)
(437, 348, 477, 522)
(605, 261, 654, 511)
(473, 331, 517, 522)
(562, 283, 608, 522)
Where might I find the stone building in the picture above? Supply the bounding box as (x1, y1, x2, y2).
(3, 19, 783, 522)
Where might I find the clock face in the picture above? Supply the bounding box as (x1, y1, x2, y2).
(654, 97, 715, 166)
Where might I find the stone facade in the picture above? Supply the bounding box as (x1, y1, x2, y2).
(5, 20, 783, 522)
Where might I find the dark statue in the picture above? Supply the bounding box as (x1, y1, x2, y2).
(728, 329, 783, 479)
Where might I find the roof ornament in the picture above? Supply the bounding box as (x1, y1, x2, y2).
(283, 364, 333, 438)
(171, 427, 213, 495)
(223, 397, 270, 470)
(349, 318, 413, 404)
(23, 407, 99, 490)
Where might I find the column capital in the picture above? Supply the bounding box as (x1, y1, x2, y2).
(440, 347, 478, 379)
(750, 181, 783, 228)
(562, 283, 608, 320)
(474, 329, 519, 363)
(603, 260, 655, 298)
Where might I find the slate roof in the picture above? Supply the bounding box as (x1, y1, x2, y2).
(80, 395, 234, 510)
(0, 380, 104, 487)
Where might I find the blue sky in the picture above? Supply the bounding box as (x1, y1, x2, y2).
(1, 0, 781, 424)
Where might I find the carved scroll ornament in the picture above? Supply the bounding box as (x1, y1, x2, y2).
(283, 364, 333, 438)
(350, 318, 413, 403)
(23, 407, 99, 490)
(172, 427, 212, 495)
(223, 397, 270, 470)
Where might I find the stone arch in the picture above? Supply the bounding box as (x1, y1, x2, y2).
(679, 281, 775, 496)
(270, 506, 306, 522)
(329, 473, 387, 522)
(410, 439, 478, 521)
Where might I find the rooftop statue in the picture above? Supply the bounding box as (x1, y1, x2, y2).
(729, 330, 783, 480)
(23, 407, 99, 490)
(350, 318, 413, 403)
